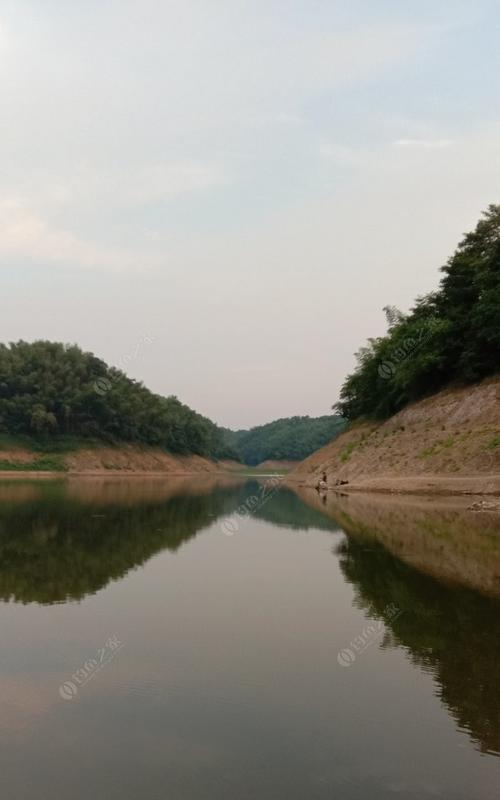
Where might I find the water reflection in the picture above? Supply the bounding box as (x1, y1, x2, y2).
(337, 533, 500, 756)
(2, 476, 500, 770)
(294, 487, 500, 757)
(0, 477, 236, 604)
(293, 488, 500, 597)
(0, 478, 338, 604)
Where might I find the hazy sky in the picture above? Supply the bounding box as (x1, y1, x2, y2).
(1, 1, 500, 428)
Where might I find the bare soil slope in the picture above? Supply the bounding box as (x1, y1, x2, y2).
(287, 376, 500, 495)
(0, 443, 218, 476)
(63, 445, 217, 474)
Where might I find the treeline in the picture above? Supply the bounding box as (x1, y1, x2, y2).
(337, 204, 500, 420)
(224, 415, 345, 466)
(0, 341, 234, 458)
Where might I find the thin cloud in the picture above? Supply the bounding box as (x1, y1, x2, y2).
(46, 162, 222, 209)
(0, 199, 151, 271)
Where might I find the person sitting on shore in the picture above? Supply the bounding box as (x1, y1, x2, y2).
(317, 472, 328, 491)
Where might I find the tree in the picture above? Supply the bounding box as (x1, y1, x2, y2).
(226, 415, 345, 465)
(336, 205, 500, 420)
(0, 340, 233, 458)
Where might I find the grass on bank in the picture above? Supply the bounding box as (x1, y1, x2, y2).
(0, 434, 112, 472)
(0, 434, 105, 453)
(0, 456, 67, 472)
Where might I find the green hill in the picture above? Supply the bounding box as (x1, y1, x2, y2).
(224, 415, 346, 466)
(0, 340, 234, 459)
(336, 204, 500, 421)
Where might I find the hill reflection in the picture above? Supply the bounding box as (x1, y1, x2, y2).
(0, 477, 338, 605)
(0, 477, 237, 604)
(293, 488, 500, 757)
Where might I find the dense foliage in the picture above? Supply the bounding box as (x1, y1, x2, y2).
(336, 205, 500, 420)
(226, 415, 345, 466)
(0, 341, 234, 458)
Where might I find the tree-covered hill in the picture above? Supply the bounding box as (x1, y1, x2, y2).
(0, 341, 234, 459)
(0, 342, 345, 466)
(225, 415, 346, 466)
(336, 205, 500, 420)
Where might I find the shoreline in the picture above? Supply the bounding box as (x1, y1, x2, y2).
(287, 473, 500, 496)
(290, 486, 500, 596)
(0, 469, 226, 480)
(0, 467, 289, 481)
(3, 469, 500, 496)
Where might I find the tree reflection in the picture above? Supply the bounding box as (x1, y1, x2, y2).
(337, 534, 500, 756)
(0, 480, 233, 604)
(0, 478, 339, 605)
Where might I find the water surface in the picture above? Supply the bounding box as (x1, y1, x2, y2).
(0, 477, 499, 799)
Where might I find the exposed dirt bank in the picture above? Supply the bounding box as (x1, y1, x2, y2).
(287, 376, 500, 495)
(0, 443, 218, 477)
(64, 445, 217, 474)
(293, 487, 500, 597)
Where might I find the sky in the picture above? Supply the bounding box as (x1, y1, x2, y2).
(1, 0, 500, 429)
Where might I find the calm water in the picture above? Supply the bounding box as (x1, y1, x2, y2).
(0, 477, 499, 799)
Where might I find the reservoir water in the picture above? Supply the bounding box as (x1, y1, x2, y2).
(0, 476, 499, 799)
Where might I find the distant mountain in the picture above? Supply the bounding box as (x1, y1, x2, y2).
(223, 415, 346, 466)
